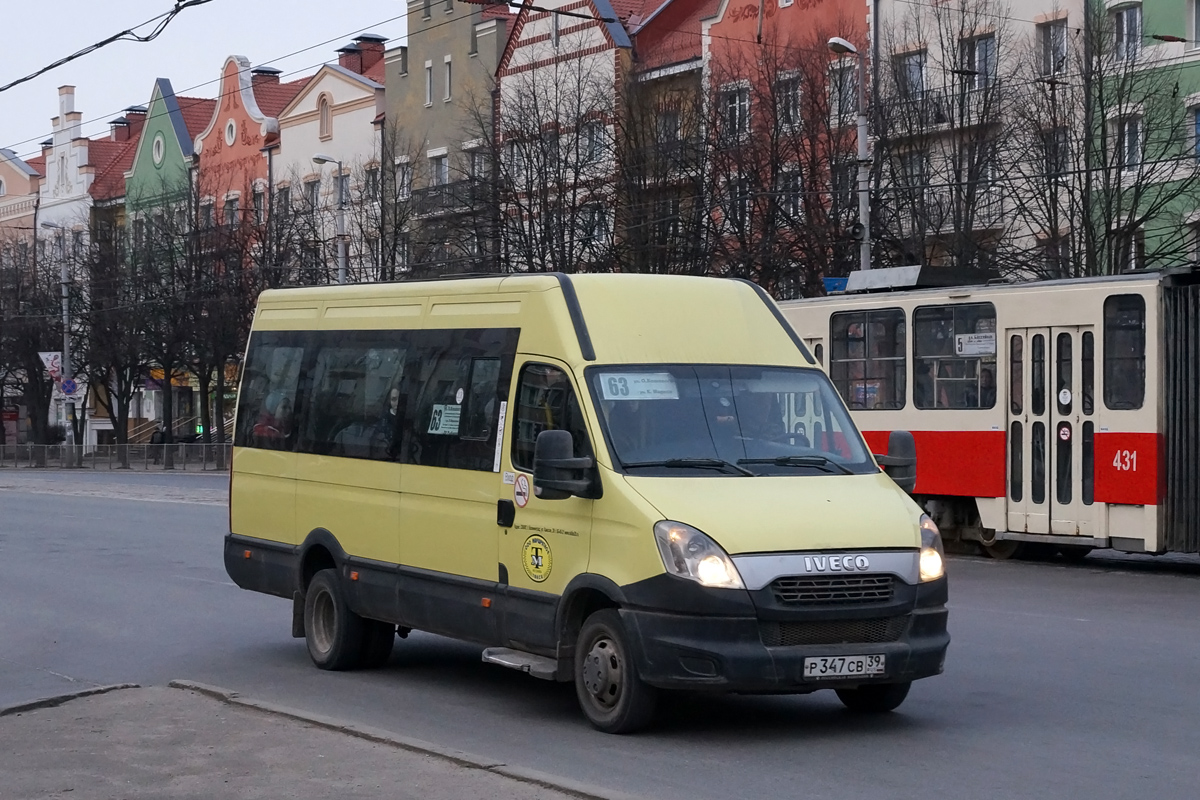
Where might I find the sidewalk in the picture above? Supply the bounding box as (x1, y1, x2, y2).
(0, 684, 612, 800)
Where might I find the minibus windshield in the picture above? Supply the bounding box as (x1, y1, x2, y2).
(588, 365, 877, 477)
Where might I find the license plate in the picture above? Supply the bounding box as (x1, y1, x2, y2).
(803, 654, 886, 679)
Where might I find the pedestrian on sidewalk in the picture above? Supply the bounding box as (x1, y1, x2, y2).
(150, 427, 165, 465)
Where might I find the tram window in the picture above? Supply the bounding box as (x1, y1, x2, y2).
(912, 303, 997, 409)
(1056, 332, 1072, 415)
(1010, 335, 1023, 415)
(1010, 421, 1023, 502)
(1032, 334, 1046, 416)
(814, 343, 824, 366)
(1082, 421, 1094, 505)
(1104, 294, 1145, 409)
(830, 309, 905, 409)
(1031, 421, 1046, 504)
(1082, 331, 1095, 415)
(1056, 422, 1072, 505)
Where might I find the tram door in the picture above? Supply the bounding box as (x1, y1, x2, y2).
(1006, 327, 1098, 537)
(803, 337, 826, 369)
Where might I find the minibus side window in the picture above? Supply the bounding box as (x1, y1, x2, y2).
(1103, 294, 1145, 410)
(511, 364, 593, 472)
(913, 303, 997, 409)
(829, 308, 906, 409)
(235, 333, 304, 452)
(404, 328, 519, 472)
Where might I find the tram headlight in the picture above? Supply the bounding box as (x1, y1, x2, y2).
(919, 514, 945, 582)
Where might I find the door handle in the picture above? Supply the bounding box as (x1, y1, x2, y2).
(497, 500, 516, 528)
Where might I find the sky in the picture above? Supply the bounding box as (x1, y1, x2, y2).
(0, 0, 410, 164)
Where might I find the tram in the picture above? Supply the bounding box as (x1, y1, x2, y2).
(779, 270, 1200, 558)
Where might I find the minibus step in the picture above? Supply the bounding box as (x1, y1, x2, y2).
(481, 647, 558, 680)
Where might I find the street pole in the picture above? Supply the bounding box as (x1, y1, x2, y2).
(855, 49, 871, 272)
(336, 160, 347, 285)
(61, 256, 75, 467)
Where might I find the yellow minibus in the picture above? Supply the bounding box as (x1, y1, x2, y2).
(225, 274, 948, 733)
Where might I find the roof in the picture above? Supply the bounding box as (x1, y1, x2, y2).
(253, 76, 311, 118)
(0, 148, 41, 177)
(364, 58, 385, 84)
(177, 95, 217, 139)
(26, 155, 46, 176)
(323, 62, 382, 90)
(633, 0, 720, 71)
(88, 136, 140, 200)
(481, 3, 511, 20)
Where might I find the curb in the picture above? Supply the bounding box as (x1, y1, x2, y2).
(167, 679, 646, 800)
(0, 683, 140, 717)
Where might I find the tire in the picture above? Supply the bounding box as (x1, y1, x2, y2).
(304, 568, 366, 671)
(360, 620, 396, 668)
(980, 535, 1024, 560)
(574, 609, 658, 734)
(836, 681, 912, 713)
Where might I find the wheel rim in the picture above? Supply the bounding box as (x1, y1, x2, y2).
(581, 635, 624, 712)
(310, 589, 336, 655)
(982, 539, 1022, 560)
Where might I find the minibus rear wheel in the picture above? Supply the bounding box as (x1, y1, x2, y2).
(836, 681, 911, 713)
(574, 610, 658, 734)
(304, 568, 366, 670)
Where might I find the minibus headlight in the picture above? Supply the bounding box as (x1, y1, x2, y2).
(653, 521, 745, 590)
(919, 514, 945, 583)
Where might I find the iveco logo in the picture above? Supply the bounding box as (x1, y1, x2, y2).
(804, 555, 871, 573)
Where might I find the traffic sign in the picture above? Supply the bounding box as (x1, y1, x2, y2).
(61, 378, 77, 396)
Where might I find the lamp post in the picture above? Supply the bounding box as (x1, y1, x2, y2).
(41, 221, 75, 465)
(313, 154, 347, 285)
(828, 37, 871, 272)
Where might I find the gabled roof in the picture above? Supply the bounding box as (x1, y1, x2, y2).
(178, 95, 217, 140)
(254, 76, 311, 118)
(26, 155, 46, 177)
(363, 58, 385, 84)
(0, 148, 40, 177)
(633, 0, 720, 71)
(499, 0, 636, 75)
(89, 137, 140, 200)
(278, 63, 381, 119)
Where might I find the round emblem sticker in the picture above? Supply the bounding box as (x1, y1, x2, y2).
(1059, 388, 1072, 406)
(522, 534, 552, 582)
(514, 474, 531, 508)
(455, 388, 464, 404)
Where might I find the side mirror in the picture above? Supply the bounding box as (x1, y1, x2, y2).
(533, 429, 596, 501)
(874, 430, 917, 494)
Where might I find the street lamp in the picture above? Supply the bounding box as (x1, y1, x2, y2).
(828, 37, 871, 272)
(40, 220, 76, 465)
(312, 154, 347, 285)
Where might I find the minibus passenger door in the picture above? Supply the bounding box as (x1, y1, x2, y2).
(498, 359, 595, 651)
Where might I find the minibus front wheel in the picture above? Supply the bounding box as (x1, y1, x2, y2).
(835, 681, 911, 713)
(304, 569, 393, 670)
(574, 610, 658, 734)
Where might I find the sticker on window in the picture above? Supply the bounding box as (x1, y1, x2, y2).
(955, 332, 996, 356)
(428, 403, 462, 435)
(599, 373, 678, 400)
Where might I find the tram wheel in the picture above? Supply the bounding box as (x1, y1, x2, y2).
(980, 537, 1024, 560)
(1057, 545, 1094, 563)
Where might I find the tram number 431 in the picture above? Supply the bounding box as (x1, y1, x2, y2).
(1113, 450, 1138, 471)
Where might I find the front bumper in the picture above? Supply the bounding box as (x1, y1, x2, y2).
(619, 582, 949, 693)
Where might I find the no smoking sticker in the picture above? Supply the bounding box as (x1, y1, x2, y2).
(1059, 424, 1071, 442)
(514, 474, 531, 508)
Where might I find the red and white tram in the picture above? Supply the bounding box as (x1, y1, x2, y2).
(780, 271, 1200, 558)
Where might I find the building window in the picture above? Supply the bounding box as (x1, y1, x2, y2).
(469, 22, 478, 55)
(275, 187, 291, 217)
(318, 96, 332, 140)
(913, 303, 998, 409)
(423, 0, 431, 18)
(778, 169, 804, 220)
(444, 56, 452, 101)
(552, 12, 560, 47)
(469, 150, 488, 180)
(727, 176, 751, 230)
(580, 204, 608, 250)
(424, 62, 433, 105)
(776, 76, 802, 129)
(899, 150, 928, 201)
(1103, 294, 1145, 409)
(305, 179, 320, 207)
(1040, 19, 1068, 75)
(365, 167, 380, 201)
(720, 85, 750, 139)
(253, 188, 265, 224)
(831, 159, 857, 209)
(830, 63, 857, 121)
(444, 0, 452, 11)
(200, 202, 214, 230)
(1112, 228, 1144, 272)
(830, 308, 907, 409)
(396, 163, 412, 199)
(1042, 235, 1069, 275)
(133, 218, 144, 250)
(223, 197, 239, 228)
(1193, 108, 1200, 159)
(960, 35, 996, 89)
(1042, 126, 1068, 178)
(582, 120, 605, 164)
(1113, 5, 1141, 62)
(430, 155, 449, 186)
(895, 51, 925, 99)
(1116, 116, 1141, 171)
(0, 179, 5, 197)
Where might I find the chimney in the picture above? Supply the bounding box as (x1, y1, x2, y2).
(58, 85, 82, 141)
(251, 66, 282, 87)
(355, 34, 387, 75)
(109, 116, 131, 142)
(124, 106, 147, 140)
(337, 43, 363, 75)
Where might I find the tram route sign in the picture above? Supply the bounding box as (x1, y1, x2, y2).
(955, 333, 996, 356)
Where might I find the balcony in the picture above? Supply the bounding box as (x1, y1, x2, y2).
(412, 180, 486, 217)
(885, 86, 1001, 135)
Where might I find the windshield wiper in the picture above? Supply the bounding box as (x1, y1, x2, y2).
(623, 458, 756, 476)
(737, 455, 854, 475)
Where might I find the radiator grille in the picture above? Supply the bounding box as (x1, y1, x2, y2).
(759, 616, 909, 647)
(769, 575, 894, 606)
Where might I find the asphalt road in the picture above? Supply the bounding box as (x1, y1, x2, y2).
(2, 472, 1198, 799)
